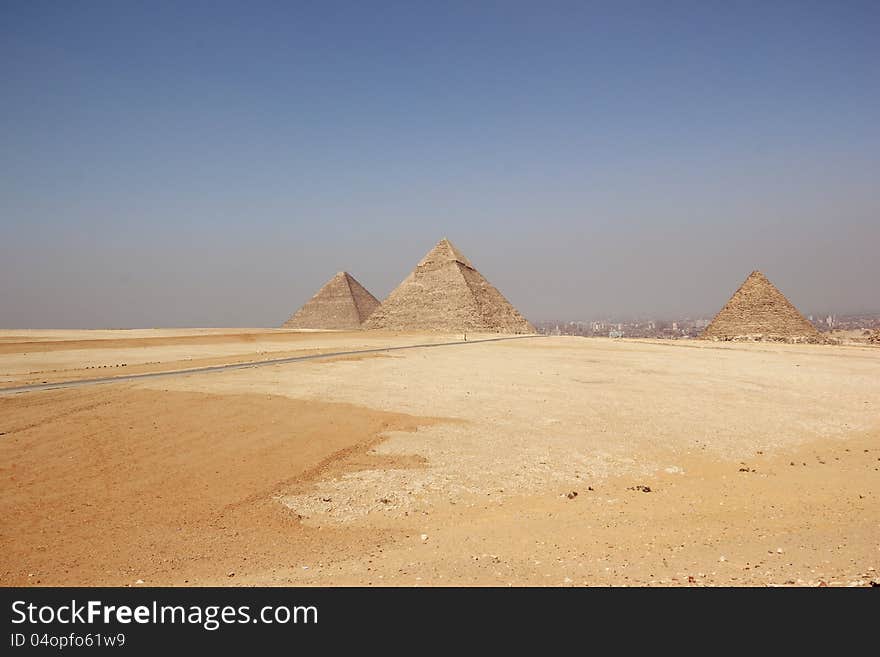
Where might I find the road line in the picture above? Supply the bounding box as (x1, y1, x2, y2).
(0, 335, 542, 395)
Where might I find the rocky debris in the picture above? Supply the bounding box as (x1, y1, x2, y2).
(364, 238, 534, 333)
(700, 271, 826, 343)
(628, 485, 652, 493)
(283, 271, 379, 329)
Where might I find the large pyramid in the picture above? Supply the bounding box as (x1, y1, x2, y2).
(363, 238, 535, 333)
(700, 270, 825, 343)
(283, 272, 379, 330)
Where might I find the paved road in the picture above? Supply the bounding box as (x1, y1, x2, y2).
(0, 335, 541, 396)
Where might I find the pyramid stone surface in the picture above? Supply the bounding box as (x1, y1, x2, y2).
(700, 271, 825, 343)
(364, 238, 534, 333)
(283, 272, 379, 329)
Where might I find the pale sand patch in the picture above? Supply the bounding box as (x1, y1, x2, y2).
(139, 336, 880, 522)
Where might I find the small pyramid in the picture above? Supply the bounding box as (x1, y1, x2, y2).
(700, 271, 825, 343)
(283, 272, 379, 330)
(364, 238, 534, 333)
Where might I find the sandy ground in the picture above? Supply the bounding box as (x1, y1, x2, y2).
(0, 328, 480, 387)
(1, 330, 878, 587)
(828, 328, 879, 345)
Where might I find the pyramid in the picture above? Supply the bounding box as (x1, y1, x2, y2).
(282, 272, 379, 329)
(363, 238, 535, 333)
(700, 271, 825, 343)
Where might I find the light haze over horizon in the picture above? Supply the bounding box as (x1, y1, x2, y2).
(2, 2, 878, 328)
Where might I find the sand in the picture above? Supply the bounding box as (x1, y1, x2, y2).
(1, 330, 878, 586)
(0, 329, 480, 387)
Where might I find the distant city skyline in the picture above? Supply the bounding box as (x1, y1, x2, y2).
(535, 311, 880, 341)
(534, 309, 880, 325)
(2, 2, 878, 328)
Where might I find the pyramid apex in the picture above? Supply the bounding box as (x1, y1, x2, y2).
(417, 237, 472, 269)
(743, 270, 773, 286)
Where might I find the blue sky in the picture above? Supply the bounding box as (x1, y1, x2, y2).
(2, 1, 878, 327)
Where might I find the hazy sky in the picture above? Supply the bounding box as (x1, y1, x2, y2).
(2, 1, 878, 328)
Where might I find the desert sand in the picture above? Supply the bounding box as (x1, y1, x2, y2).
(1, 329, 878, 586)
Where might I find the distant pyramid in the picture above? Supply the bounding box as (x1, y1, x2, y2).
(363, 238, 534, 333)
(283, 272, 379, 330)
(700, 271, 825, 343)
